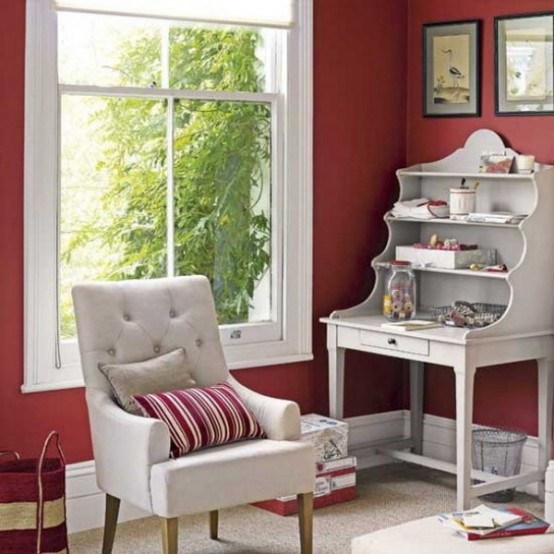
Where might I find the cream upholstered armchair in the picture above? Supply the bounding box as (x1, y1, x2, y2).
(72, 276, 315, 554)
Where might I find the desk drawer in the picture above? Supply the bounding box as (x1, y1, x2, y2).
(359, 330, 429, 356)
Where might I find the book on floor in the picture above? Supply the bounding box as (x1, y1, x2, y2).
(439, 504, 552, 541)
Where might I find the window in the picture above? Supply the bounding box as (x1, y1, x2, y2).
(24, 0, 312, 392)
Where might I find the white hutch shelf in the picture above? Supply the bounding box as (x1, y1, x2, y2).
(321, 129, 554, 510)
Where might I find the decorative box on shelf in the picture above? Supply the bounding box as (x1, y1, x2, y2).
(395, 245, 496, 269)
(299, 413, 348, 463)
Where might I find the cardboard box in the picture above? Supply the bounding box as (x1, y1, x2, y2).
(252, 466, 357, 516)
(316, 455, 356, 474)
(395, 246, 496, 269)
(300, 414, 348, 463)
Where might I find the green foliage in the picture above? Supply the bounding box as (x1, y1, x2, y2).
(62, 26, 271, 330)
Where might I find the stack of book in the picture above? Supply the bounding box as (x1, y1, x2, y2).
(253, 414, 356, 516)
(465, 212, 527, 224)
(439, 504, 551, 540)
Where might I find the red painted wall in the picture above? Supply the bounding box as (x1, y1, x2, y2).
(0, 1, 408, 462)
(310, 0, 408, 418)
(3, 0, 548, 463)
(407, 0, 554, 435)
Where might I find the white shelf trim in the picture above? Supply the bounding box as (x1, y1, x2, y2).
(385, 216, 522, 228)
(373, 263, 508, 280)
(398, 171, 535, 180)
(413, 266, 508, 279)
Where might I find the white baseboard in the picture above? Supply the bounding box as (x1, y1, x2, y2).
(412, 412, 540, 496)
(346, 410, 407, 469)
(66, 461, 149, 534)
(66, 411, 540, 533)
(348, 411, 539, 495)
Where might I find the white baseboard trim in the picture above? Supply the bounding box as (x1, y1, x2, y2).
(66, 411, 540, 533)
(346, 410, 407, 470)
(412, 412, 540, 497)
(66, 461, 149, 534)
(348, 411, 539, 495)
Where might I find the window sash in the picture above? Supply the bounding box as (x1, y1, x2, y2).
(23, 0, 313, 392)
(58, 84, 283, 345)
(52, 0, 296, 29)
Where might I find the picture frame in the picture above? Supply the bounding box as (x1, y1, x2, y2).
(495, 13, 554, 115)
(478, 153, 514, 174)
(423, 20, 481, 117)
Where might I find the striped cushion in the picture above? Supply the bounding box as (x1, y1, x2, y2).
(133, 382, 265, 457)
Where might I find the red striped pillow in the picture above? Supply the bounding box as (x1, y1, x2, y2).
(133, 382, 265, 457)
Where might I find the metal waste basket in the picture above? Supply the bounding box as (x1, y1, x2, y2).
(472, 427, 527, 502)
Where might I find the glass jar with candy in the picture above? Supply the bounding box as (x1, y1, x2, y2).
(382, 261, 416, 321)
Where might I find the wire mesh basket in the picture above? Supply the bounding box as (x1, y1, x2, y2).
(472, 427, 527, 502)
(430, 301, 507, 328)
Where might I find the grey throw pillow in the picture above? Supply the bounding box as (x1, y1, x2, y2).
(99, 348, 196, 415)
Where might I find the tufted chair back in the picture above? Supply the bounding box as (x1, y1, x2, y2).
(72, 275, 229, 395)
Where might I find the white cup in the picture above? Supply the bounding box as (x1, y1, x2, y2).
(517, 155, 535, 174)
(450, 188, 476, 215)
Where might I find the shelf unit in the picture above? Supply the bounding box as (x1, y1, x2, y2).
(331, 129, 554, 339)
(321, 130, 554, 510)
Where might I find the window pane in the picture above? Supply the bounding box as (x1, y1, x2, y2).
(58, 13, 274, 93)
(59, 95, 167, 339)
(173, 100, 272, 324)
(58, 12, 162, 87)
(168, 25, 271, 92)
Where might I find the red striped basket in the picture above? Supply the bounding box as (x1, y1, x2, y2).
(0, 431, 69, 554)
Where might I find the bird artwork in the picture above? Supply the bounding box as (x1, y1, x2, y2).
(442, 48, 465, 99)
(432, 41, 470, 106)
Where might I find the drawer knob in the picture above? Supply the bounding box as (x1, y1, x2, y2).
(388, 338, 397, 346)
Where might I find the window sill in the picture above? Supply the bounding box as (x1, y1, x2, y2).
(21, 352, 313, 393)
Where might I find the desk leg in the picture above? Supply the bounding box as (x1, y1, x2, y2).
(454, 359, 477, 511)
(538, 358, 554, 501)
(410, 361, 424, 455)
(327, 325, 345, 420)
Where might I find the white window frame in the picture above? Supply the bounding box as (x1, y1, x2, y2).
(23, 0, 313, 392)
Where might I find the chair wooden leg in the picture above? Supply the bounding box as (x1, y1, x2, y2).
(209, 510, 219, 540)
(161, 517, 179, 554)
(297, 492, 313, 554)
(102, 494, 120, 554)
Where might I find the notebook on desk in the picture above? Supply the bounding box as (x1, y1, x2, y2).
(380, 320, 443, 332)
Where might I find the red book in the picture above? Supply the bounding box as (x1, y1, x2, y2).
(458, 507, 551, 541)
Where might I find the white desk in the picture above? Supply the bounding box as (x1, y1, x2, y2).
(321, 314, 554, 511)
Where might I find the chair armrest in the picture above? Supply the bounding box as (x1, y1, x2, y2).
(227, 376, 301, 441)
(87, 389, 171, 512)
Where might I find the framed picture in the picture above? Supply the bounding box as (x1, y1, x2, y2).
(423, 20, 481, 117)
(495, 13, 554, 115)
(478, 153, 514, 174)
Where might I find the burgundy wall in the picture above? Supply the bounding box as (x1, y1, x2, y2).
(407, 0, 554, 435)
(7, 0, 545, 463)
(0, 0, 408, 462)
(310, 0, 408, 418)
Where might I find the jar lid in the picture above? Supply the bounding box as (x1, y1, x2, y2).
(389, 260, 412, 266)
(450, 188, 475, 194)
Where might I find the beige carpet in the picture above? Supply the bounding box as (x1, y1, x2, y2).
(69, 463, 545, 553)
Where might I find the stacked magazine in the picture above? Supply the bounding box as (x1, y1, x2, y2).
(465, 212, 527, 224)
(439, 504, 551, 541)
